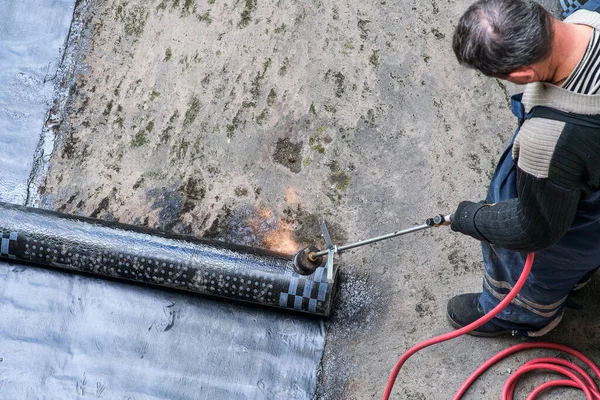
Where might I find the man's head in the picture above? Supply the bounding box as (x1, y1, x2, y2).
(453, 0, 555, 81)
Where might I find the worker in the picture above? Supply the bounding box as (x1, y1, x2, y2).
(448, 0, 600, 337)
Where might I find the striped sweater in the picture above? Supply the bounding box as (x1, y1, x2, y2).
(452, 10, 600, 251)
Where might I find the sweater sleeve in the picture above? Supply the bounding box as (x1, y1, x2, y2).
(451, 167, 581, 251)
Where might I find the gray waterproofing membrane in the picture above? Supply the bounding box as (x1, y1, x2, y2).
(0, 1, 75, 205)
(0, 1, 325, 398)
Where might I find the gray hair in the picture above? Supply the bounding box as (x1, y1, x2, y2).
(453, 0, 554, 77)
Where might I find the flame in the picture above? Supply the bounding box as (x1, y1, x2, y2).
(232, 187, 303, 254)
(255, 207, 273, 220)
(262, 222, 301, 254)
(245, 205, 301, 254)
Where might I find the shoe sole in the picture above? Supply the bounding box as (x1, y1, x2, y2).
(446, 313, 508, 338)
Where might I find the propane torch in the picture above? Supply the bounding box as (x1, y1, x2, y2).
(293, 214, 453, 281)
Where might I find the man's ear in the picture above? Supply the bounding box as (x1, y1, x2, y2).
(507, 67, 536, 83)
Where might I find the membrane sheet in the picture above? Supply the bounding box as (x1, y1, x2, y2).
(0, 2, 325, 398)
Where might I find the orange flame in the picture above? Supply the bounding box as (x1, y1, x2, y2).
(255, 207, 273, 220)
(262, 221, 301, 254)
(245, 206, 300, 254)
(244, 186, 303, 254)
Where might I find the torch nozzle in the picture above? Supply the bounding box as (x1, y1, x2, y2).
(426, 214, 453, 227)
(293, 246, 324, 275)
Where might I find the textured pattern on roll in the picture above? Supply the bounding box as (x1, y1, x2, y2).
(0, 202, 337, 316)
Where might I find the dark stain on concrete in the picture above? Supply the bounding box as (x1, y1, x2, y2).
(203, 205, 233, 239)
(234, 186, 249, 197)
(325, 70, 346, 98)
(58, 193, 79, 213)
(133, 177, 145, 189)
(415, 288, 435, 317)
(327, 160, 351, 191)
(238, 0, 257, 28)
(147, 188, 183, 231)
(61, 129, 79, 159)
(180, 176, 206, 201)
(273, 138, 303, 173)
(203, 205, 269, 246)
(183, 95, 201, 127)
(357, 19, 370, 40)
(284, 205, 347, 246)
(178, 176, 206, 214)
(90, 196, 110, 218)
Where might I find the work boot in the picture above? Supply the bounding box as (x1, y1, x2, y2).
(447, 293, 507, 337)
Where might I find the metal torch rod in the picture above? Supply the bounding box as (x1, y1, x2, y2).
(311, 223, 432, 258)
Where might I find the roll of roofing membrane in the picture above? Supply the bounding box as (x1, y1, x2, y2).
(0, 202, 337, 316)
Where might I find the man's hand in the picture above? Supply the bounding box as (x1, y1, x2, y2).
(450, 200, 489, 242)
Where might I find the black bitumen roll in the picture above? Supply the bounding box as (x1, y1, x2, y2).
(0, 202, 338, 316)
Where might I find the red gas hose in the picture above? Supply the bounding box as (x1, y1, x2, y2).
(382, 253, 600, 399)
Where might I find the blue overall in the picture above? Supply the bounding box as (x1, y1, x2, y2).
(562, 0, 600, 19)
(478, 94, 600, 336)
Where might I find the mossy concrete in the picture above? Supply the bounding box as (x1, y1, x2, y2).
(38, 0, 600, 398)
